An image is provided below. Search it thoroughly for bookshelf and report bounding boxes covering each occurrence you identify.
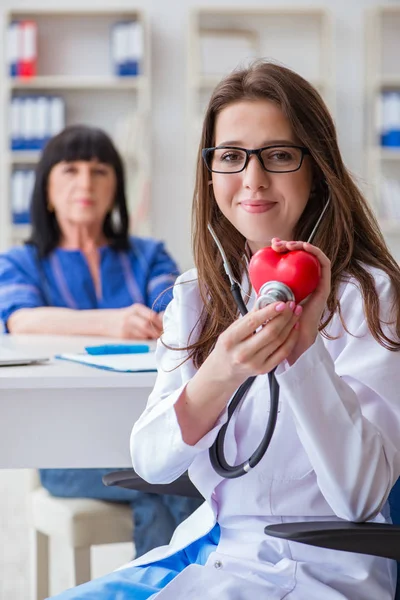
[0,7,151,250]
[366,6,400,237]
[186,7,334,178]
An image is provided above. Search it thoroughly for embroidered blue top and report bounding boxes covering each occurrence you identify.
[0,236,179,332]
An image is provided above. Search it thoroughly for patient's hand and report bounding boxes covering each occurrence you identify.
[114,304,163,339]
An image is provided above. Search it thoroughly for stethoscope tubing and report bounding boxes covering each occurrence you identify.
[207,195,331,478]
[208,279,281,479]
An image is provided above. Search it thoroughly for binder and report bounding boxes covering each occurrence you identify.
[381,92,400,147]
[127,21,142,76]
[49,97,65,137]
[21,96,36,150]
[24,169,35,216]
[11,170,25,223]
[111,22,129,76]
[7,21,19,77]
[11,169,33,224]
[19,20,37,78]
[10,97,23,150]
[111,21,142,76]
[36,96,50,149]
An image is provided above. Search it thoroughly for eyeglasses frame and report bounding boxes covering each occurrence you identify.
[201,144,311,174]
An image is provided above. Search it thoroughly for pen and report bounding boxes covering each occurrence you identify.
[85,344,150,355]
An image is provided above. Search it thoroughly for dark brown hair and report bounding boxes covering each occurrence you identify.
[184,61,400,367]
[27,125,130,257]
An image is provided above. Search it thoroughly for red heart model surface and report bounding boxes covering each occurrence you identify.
[249,247,321,304]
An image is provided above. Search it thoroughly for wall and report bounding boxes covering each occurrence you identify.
[2,0,400,267]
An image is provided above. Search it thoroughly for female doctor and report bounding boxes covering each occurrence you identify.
[51,61,400,599]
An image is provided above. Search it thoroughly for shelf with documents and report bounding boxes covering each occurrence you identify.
[186,7,334,183]
[8,151,41,164]
[8,75,146,91]
[365,6,400,234]
[11,224,31,246]
[1,7,151,251]
[379,77,400,90]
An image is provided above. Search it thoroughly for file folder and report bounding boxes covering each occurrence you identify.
[56,351,157,373]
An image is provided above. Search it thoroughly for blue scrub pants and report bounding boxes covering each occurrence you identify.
[48,525,220,600]
[39,469,203,557]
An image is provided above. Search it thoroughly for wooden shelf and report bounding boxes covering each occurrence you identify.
[193,7,328,18]
[369,148,400,160]
[8,8,141,17]
[1,8,151,251]
[12,224,31,239]
[9,152,41,164]
[365,7,400,250]
[379,148,400,160]
[9,76,144,91]
[376,76,400,90]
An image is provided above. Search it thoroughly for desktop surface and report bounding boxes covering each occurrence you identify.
[0,334,157,468]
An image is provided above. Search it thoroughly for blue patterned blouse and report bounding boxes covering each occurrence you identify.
[0,236,179,332]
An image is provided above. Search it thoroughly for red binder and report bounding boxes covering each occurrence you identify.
[18,20,37,78]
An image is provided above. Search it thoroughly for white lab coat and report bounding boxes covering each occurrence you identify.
[126,267,400,599]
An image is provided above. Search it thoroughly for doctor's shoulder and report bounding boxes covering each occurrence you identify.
[170,268,201,309]
[161,268,203,344]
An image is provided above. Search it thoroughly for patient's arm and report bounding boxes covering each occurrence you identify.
[8,304,162,339]
[8,306,119,336]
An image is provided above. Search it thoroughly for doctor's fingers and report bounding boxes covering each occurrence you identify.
[237,308,300,367]
[227,301,291,344]
[221,304,296,363]
[258,326,300,374]
[302,242,331,297]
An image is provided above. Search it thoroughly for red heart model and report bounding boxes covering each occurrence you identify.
[249,247,321,304]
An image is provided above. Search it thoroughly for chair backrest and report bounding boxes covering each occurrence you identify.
[388,479,400,600]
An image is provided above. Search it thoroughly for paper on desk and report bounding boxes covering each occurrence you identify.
[56,352,157,372]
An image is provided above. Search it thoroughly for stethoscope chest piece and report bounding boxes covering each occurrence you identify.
[254,281,295,310]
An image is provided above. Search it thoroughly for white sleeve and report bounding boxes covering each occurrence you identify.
[130,272,228,484]
[276,271,400,522]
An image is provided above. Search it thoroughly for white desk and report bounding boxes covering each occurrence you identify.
[0,335,156,468]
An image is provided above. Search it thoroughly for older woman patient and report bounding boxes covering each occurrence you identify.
[0,125,202,557]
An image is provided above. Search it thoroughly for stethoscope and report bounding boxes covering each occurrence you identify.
[208,196,331,479]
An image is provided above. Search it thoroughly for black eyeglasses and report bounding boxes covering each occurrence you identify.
[202,145,310,174]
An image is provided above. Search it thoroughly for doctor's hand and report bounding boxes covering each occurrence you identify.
[111,304,163,340]
[270,238,331,364]
[206,299,302,391]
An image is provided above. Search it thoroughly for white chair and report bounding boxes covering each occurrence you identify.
[27,471,133,600]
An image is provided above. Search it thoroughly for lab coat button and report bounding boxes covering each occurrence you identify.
[214,560,223,569]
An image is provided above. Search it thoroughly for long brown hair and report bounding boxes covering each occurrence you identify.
[185,61,400,367]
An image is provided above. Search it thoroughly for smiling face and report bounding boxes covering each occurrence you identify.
[47,159,117,233]
[211,99,313,253]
